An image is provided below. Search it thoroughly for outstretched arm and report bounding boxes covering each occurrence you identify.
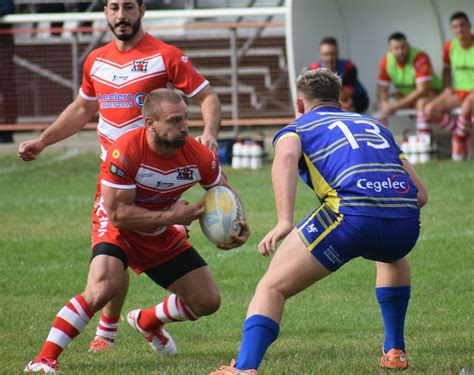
[258,135,302,256]
[18,95,98,161]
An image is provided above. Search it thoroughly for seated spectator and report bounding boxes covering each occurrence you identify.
[374,32,442,133]
[308,36,369,113]
[423,11,474,160]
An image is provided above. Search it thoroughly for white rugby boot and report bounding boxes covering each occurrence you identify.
[127,309,177,356]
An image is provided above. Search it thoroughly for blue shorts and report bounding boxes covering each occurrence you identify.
[297,204,420,272]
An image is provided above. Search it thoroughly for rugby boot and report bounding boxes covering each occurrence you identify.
[24,358,59,373]
[88,336,115,352]
[127,309,177,356]
[210,359,258,374]
[380,348,409,369]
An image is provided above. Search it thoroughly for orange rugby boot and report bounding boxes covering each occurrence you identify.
[89,336,115,352]
[380,348,409,369]
[210,359,258,374]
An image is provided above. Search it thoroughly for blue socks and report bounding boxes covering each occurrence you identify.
[376,286,411,352]
[234,314,280,370]
[233,289,409,370]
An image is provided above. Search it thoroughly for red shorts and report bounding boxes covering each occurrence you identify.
[455,90,473,102]
[91,194,191,274]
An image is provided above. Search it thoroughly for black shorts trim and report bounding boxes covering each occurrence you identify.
[145,247,207,289]
[91,242,128,270]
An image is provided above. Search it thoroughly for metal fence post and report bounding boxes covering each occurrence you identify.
[229,27,239,137]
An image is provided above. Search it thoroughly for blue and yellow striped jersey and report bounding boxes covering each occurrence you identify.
[273,107,419,219]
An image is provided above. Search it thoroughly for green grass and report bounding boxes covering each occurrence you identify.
[0,152,473,374]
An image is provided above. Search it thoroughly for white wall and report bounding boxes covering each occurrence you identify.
[286,0,474,107]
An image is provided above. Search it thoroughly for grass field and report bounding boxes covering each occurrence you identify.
[0,151,473,374]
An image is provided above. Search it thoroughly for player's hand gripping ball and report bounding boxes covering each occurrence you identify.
[199,186,242,245]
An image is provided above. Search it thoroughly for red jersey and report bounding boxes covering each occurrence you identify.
[101,127,221,215]
[80,33,209,161]
[92,128,221,273]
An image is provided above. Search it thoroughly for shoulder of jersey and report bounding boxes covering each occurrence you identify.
[87,41,113,60]
[308,61,321,69]
[143,33,181,53]
[117,127,145,144]
[343,59,355,68]
[185,136,213,153]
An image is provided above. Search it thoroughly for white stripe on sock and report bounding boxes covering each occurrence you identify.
[69,297,90,322]
[98,319,119,329]
[46,327,72,349]
[96,328,117,339]
[57,306,87,331]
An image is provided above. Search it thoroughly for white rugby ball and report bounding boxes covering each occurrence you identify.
[199,186,242,245]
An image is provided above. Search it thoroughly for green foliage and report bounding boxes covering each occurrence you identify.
[0,153,472,374]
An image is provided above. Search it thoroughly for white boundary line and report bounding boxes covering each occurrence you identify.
[0,148,84,175]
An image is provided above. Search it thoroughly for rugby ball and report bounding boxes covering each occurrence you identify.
[199,186,242,245]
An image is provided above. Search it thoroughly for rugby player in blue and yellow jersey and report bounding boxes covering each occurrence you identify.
[211,68,428,374]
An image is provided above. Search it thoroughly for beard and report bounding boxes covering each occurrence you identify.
[108,18,141,41]
[154,133,188,149]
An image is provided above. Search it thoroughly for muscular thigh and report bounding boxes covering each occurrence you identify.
[460,92,474,116]
[259,229,331,300]
[167,266,219,305]
[430,90,462,112]
[86,251,128,295]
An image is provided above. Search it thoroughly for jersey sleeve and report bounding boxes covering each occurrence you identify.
[382,125,405,159]
[413,52,433,83]
[101,135,138,189]
[197,147,221,188]
[443,40,451,68]
[164,45,209,97]
[377,55,391,86]
[273,122,299,148]
[79,51,97,100]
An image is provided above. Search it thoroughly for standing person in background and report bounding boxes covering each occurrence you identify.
[212,68,427,374]
[19,0,221,354]
[308,36,369,113]
[374,32,442,134]
[423,11,474,160]
[24,89,249,373]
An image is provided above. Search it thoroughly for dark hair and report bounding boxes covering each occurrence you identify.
[450,11,470,23]
[388,32,406,43]
[296,68,341,104]
[104,0,143,6]
[319,36,338,48]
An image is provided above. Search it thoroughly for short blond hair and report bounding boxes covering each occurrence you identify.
[296,68,341,104]
[142,89,184,120]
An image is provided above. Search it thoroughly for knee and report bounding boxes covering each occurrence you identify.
[187,291,221,317]
[416,97,429,111]
[255,277,288,300]
[83,281,120,312]
[423,102,434,117]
